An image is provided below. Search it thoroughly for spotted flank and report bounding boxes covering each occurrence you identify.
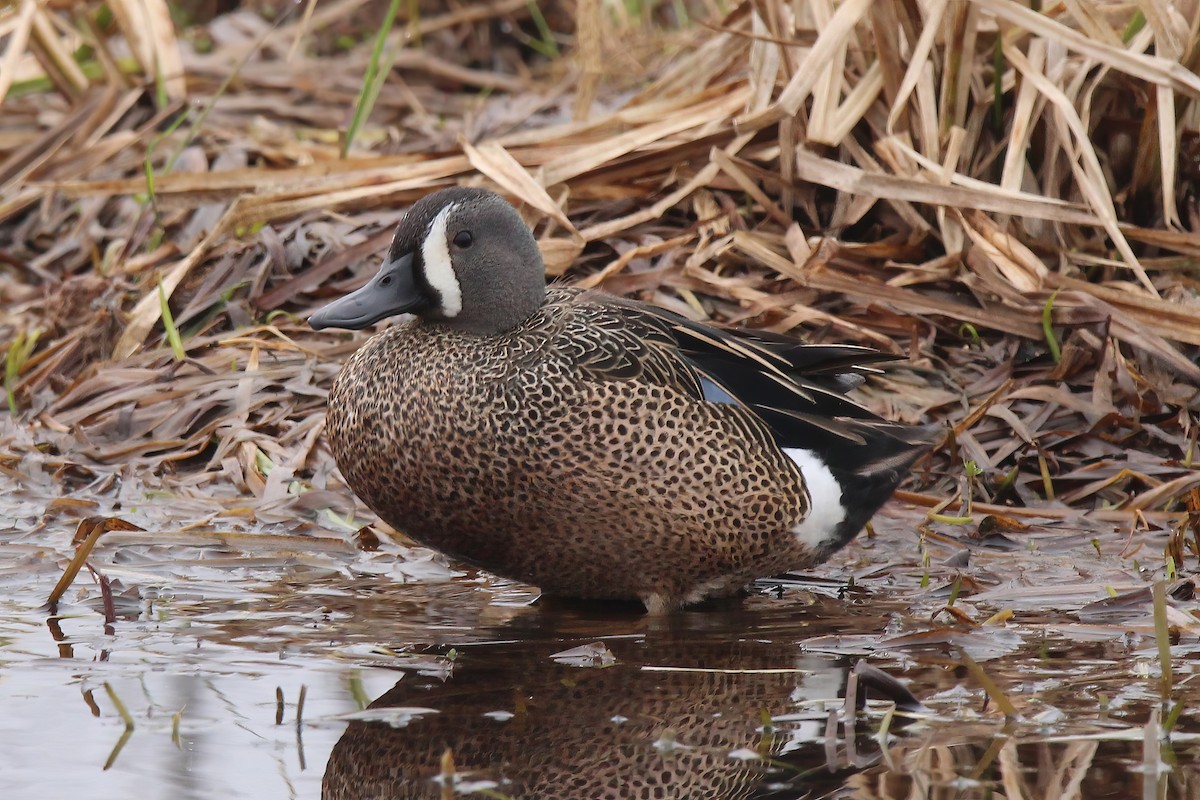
[311,187,931,612]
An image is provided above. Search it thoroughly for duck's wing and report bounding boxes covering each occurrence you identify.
[538,291,708,399]
[553,289,931,478]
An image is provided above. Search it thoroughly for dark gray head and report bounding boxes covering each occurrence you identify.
[309,187,547,334]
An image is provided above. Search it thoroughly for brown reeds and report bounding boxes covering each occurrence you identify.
[1,0,1199,532]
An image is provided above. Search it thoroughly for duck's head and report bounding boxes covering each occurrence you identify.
[309,187,547,334]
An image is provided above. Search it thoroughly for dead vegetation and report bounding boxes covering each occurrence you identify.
[1,0,1199,544]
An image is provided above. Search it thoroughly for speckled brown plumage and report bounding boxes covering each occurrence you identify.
[321,633,852,800]
[326,287,908,610]
[313,188,927,611]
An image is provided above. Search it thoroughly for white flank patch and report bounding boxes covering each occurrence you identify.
[640,593,672,615]
[682,577,735,606]
[422,203,462,318]
[783,448,846,548]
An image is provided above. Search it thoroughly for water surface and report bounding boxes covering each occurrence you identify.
[2,491,1196,799]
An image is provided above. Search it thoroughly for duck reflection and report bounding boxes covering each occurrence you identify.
[322,604,901,799]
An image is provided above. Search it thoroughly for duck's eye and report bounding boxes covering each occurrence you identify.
[453,230,473,249]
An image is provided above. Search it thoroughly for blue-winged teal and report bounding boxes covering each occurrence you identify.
[310,187,927,613]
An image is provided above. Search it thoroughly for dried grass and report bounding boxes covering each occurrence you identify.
[2,0,1200,539]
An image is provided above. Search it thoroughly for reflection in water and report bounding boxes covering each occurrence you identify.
[323,604,890,799]
[320,597,1200,800]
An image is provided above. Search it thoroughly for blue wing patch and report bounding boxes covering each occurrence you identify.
[699,375,738,405]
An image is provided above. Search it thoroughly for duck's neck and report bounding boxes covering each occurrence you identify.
[430,277,546,335]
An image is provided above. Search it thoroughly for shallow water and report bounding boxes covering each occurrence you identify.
[2,491,1198,799]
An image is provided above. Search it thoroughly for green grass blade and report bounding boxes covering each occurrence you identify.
[5,328,40,415]
[1042,289,1061,363]
[142,108,189,211]
[153,52,169,109]
[407,0,421,47]
[1123,10,1146,43]
[525,2,559,57]
[1154,580,1173,703]
[158,277,186,361]
[343,0,404,159]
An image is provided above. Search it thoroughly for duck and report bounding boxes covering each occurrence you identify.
[309,186,928,613]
